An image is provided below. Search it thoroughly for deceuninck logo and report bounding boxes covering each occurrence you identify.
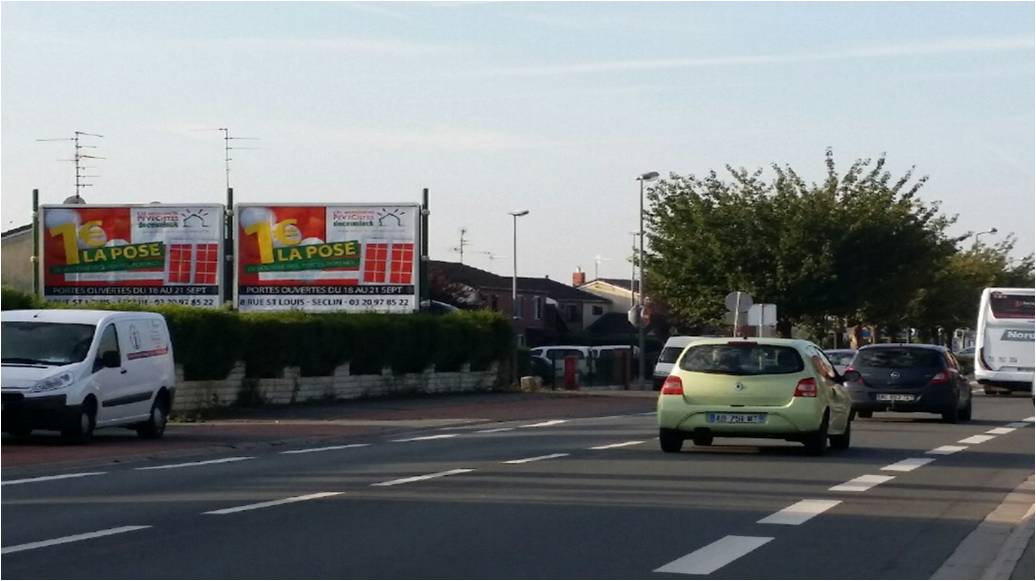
[1001,329,1036,342]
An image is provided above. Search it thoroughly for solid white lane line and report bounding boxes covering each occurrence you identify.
[881,458,935,472]
[986,427,1017,435]
[829,474,895,492]
[1006,422,1029,428]
[757,499,841,526]
[134,457,253,471]
[928,445,968,455]
[654,535,774,575]
[280,444,370,455]
[519,419,568,428]
[501,453,569,465]
[1,472,106,486]
[205,492,343,515]
[1,526,151,555]
[590,440,645,450]
[476,428,515,434]
[959,435,996,445]
[371,469,474,487]
[390,434,459,442]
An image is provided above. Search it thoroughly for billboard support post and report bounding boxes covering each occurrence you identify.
[225,187,234,306]
[420,188,430,310]
[31,189,40,298]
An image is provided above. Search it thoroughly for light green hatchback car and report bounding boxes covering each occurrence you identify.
[657,338,853,455]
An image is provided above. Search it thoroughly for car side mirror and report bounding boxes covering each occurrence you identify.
[100,351,121,368]
[843,370,862,382]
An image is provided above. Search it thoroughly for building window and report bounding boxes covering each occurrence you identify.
[515,296,523,319]
[534,296,543,320]
[592,305,604,316]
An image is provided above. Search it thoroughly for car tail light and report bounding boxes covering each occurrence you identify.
[929,370,950,384]
[661,376,684,395]
[794,377,817,397]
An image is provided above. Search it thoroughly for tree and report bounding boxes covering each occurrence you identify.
[645,150,961,336]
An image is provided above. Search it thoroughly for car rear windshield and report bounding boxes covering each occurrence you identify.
[990,293,1035,319]
[1,322,96,366]
[855,348,944,369]
[678,344,804,375]
[657,347,684,364]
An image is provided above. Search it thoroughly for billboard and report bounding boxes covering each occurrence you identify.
[235,204,420,312]
[39,204,224,306]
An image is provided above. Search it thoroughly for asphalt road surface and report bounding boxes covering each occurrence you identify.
[2,393,1033,579]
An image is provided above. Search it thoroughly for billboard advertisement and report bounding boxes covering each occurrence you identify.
[39,204,224,306]
[235,204,419,312]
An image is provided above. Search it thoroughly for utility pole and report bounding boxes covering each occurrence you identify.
[36,131,104,200]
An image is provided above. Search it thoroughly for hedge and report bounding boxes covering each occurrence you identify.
[1,287,39,310]
[0,288,512,381]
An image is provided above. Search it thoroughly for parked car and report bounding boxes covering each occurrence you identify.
[842,344,972,423]
[824,349,857,375]
[1,309,175,443]
[657,338,853,455]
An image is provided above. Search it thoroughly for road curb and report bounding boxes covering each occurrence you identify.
[931,473,1035,580]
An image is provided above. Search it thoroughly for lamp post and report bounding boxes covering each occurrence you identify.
[973,227,998,248]
[509,210,530,386]
[636,171,659,389]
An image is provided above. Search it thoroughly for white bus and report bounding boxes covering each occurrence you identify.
[975,287,1035,394]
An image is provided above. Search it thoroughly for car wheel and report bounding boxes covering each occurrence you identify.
[136,395,169,439]
[856,410,872,419]
[62,400,96,444]
[829,415,851,450]
[659,428,684,453]
[692,434,714,447]
[958,397,973,422]
[804,413,829,456]
[941,400,960,424]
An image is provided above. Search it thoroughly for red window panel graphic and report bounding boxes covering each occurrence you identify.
[389,243,414,284]
[194,243,219,285]
[168,244,193,284]
[364,244,389,283]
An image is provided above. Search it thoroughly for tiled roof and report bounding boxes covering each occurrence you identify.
[428,260,608,303]
[1,223,32,239]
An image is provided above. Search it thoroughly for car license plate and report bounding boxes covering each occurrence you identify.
[707,413,766,424]
[877,393,915,402]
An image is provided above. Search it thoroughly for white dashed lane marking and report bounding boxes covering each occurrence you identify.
[204,492,343,515]
[1,472,106,486]
[881,458,935,472]
[134,457,253,471]
[280,444,370,454]
[757,499,841,526]
[1006,422,1029,428]
[519,420,568,428]
[958,435,996,445]
[986,427,1016,435]
[475,428,515,434]
[590,440,645,450]
[1,525,151,555]
[654,535,774,575]
[390,434,459,442]
[501,453,569,465]
[371,469,474,487]
[928,445,968,455]
[829,474,895,492]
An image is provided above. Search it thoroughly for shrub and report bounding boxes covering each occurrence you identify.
[1,287,38,310]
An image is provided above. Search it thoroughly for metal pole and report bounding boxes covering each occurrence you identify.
[733,292,743,337]
[512,214,519,386]
[638,180,646,389]
[31,189,40,298]
[420,188,430,310]
[225,187,234,306]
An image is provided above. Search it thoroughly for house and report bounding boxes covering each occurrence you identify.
[575,274,640,315]
[1,224,34,293]
[428,260,609,346]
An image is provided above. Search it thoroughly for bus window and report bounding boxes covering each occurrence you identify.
[990,293,1036,319]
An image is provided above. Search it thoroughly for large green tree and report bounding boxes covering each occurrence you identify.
[645,150,966,336]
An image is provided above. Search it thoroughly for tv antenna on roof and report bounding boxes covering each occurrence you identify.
[593,254,611,280]
[196,128,260,191]
[36,131,104,200]
[450,228,471,264]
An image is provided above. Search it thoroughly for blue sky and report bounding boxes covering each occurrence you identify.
[3,1,1034,283]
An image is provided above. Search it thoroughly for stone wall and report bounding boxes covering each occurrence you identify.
[171,362,502,414]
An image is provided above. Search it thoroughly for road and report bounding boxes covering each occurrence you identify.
[1,392,1033,579]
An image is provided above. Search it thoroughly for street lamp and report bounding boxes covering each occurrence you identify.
[973,227,998,248]
[509,209,530,386]
[635,171,659,389]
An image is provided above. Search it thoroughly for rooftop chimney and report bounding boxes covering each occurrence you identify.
[572,267,586,287]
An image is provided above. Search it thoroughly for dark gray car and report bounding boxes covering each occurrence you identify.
[843,344,972,423]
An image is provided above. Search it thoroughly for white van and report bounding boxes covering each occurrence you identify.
[652,336,715,388]
[1,310,175,443]
[528,345,593,374]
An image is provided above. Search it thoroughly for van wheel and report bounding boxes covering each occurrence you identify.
[62,400,96,444]
[659,429,684,453]
[829,416,851,450]
[137,395,168,439]
[804,413,829,456]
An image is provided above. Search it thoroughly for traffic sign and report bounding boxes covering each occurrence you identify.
[724,291,753,312]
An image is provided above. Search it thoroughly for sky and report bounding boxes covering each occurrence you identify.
[2,1,1034,284]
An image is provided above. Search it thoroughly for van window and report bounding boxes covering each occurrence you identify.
[545,349,585,360]
[679,344,804,375]
[96,324,121,362]
[658,347,684,364]
[1,322,96,366]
